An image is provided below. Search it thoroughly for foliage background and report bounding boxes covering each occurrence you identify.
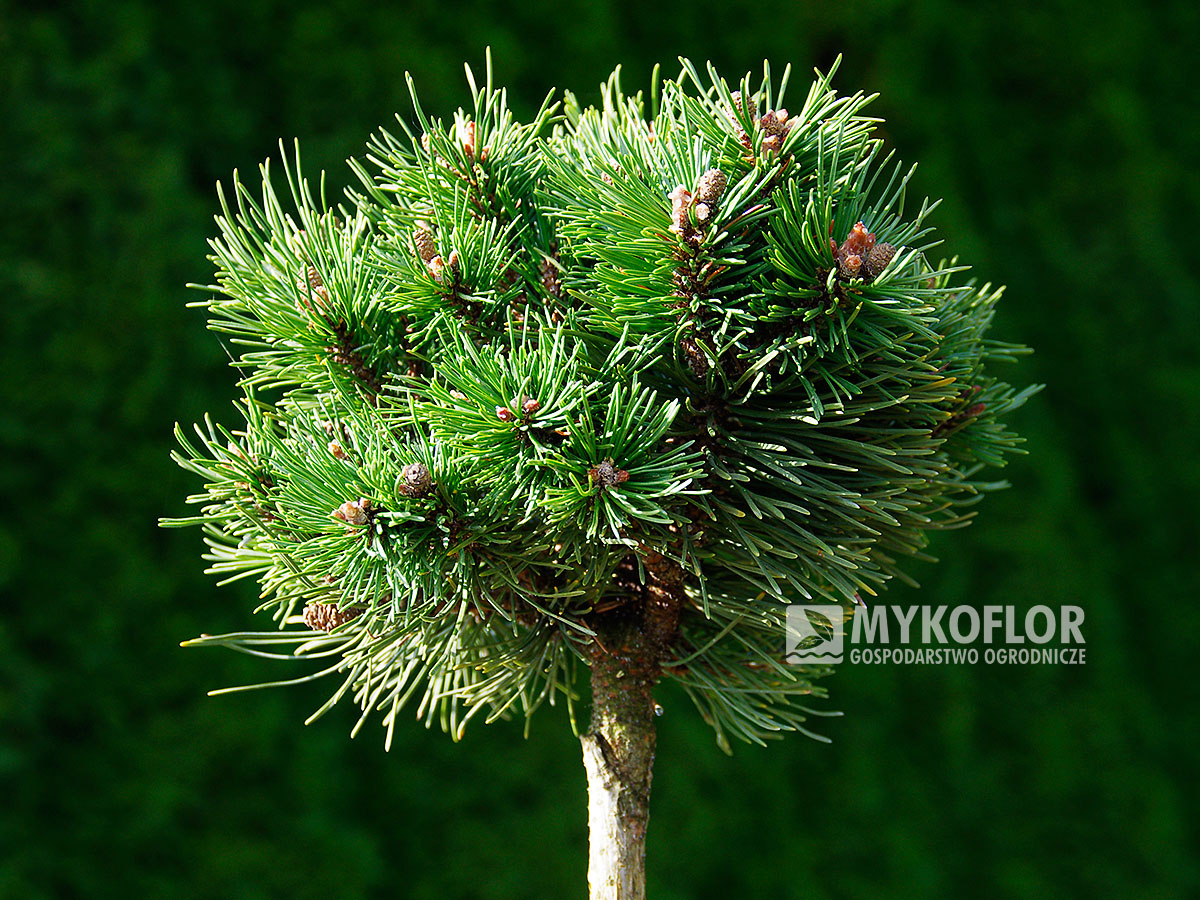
[2,0,1196,897]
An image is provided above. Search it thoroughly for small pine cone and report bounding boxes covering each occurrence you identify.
[333,497,372,526]
[495,406,516,422]
[588,458,630,489]
[303,602,363,632]
[398,462,433,499]
[864,242,896,280]
[413,221,437,263]
[521,396,541,416]
[694,168,727,208]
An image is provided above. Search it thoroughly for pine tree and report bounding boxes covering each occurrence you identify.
[166,55,1037,900]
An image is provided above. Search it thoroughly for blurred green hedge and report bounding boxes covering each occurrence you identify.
[2,1,1196,897]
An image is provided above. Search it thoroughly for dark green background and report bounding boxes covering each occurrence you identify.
[3,0,1197,897]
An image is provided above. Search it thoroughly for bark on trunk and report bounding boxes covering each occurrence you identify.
[582,632,657,900]
[582,553,684,900]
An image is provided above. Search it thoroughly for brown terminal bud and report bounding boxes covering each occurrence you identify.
[588,458,630,489]
[694,168,727,208]
[303,602,363,632]
[839,253,863,280]
[668,185,700,243]
[333,497,372,526]
[521,397,541,416]
[496,406,516,422]
[459,120,477,160]
[835,222,877,279]
[399,462,434,499]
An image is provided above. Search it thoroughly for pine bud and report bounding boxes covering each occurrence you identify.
[303,602,363,632]
[668,185,699,243]
[296,265,329,311]
[838,253,863,280]
[399,462,433,498]
[496,406,516,422]
[333,497,372,526]
[864,242,896,280]
[695,168,727,208]
[459,120,477,160]
[835,222,877,279]
[521,397,541,416]
[759,108,790,136]
[588,458,630,489]
[669,185,692,226]
[841,221,876,257]
[328,441,347,460]
[413,221,437,263]
[727,93,752,148]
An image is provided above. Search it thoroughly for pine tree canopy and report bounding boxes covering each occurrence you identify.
[167,56,1037,752]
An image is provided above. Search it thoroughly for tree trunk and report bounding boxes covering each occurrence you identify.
[582,554,682,900]
[582,629,657,900]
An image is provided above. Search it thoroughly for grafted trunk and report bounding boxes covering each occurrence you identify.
[582,555,684,900]
[582,631,657,900]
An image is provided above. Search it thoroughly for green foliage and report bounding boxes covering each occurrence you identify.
[167,54,1035,750]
